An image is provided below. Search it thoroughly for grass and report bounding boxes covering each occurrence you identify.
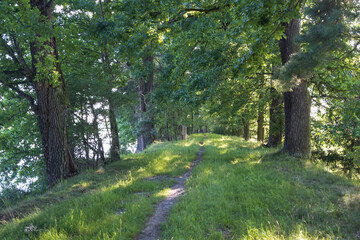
[0,134,203,239]
[1,133,359,239]
[161,134,360,239]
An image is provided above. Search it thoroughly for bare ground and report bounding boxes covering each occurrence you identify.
[135,142,205,240]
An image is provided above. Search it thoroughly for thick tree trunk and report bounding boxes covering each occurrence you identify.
[33,81,77,188]
[266,88,283,147]
[279,19,311,158]
[283,82,311,157]
[136,54,155,152]
[30,0,77,188]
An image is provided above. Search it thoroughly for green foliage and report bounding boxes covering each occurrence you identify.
[279,0,352,82]
[1,0,360,226]
[0,90,46,195]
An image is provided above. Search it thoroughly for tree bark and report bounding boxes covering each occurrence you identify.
[279,19,311,158]
[266,88,283,147]
[136,54,155,152]
[257,95,265,142]
[165,111,170,141]
[238,125,243,137]
[257,111,264,142]
[89,98,106,167]
[191,110,194,134]
[242,118,250,141]
[108,98,120,161]
[182,125,187,140]
[29,0,77,188]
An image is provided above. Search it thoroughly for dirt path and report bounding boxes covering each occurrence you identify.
[135,142,205,240]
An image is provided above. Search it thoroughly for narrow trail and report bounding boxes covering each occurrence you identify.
[135,140,205,240]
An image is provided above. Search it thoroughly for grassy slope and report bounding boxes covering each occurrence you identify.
[1,134,359,239]
[162,134,360,239]
[0,135,203,239]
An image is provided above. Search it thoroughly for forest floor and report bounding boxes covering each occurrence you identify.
[1,134,360,239]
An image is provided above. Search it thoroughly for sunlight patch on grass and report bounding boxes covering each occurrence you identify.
[155,188,172,198]
[162,134,360,240]
[218,143,228,149]
[95,167,105,174]
[0,134,204,240]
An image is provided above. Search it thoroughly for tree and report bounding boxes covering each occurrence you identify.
[279,19,311,158]
[278,0,351,158]
[0,0,77,188]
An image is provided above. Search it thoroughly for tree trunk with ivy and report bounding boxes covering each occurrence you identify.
[29,0,78,188]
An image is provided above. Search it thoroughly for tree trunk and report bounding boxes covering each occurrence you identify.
[89,98,106,167]
[98,0,121,162]
[30,0,77,188]
[242,118,250,141]
[257,95,265,142]
[182,125,187,140]
[108,98,120,161]
[165,111,170,141]
[172,110,177,141]
[191,110,194,134]
[257,111,264,142]
[266,88,283,147]
[282,82,311,157]
[81,102,90,168]
[279,19,311,158]
[136,54,155,152]
[238,125,243,137]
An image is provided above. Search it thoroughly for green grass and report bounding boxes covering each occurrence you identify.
[162,134,360,239]
[1,133,359,239]
[0,134,203,239]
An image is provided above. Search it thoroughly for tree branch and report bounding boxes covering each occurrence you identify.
[2,69,26,79]
[180,3,231,15]
[181,6,221,14]
[11,35,31,74]
[1,75,37,110]
[0,37,20,65]
[7,85,37,113]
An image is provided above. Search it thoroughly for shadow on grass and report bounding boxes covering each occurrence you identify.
[0,134,206,240]
[162,134,360,239]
